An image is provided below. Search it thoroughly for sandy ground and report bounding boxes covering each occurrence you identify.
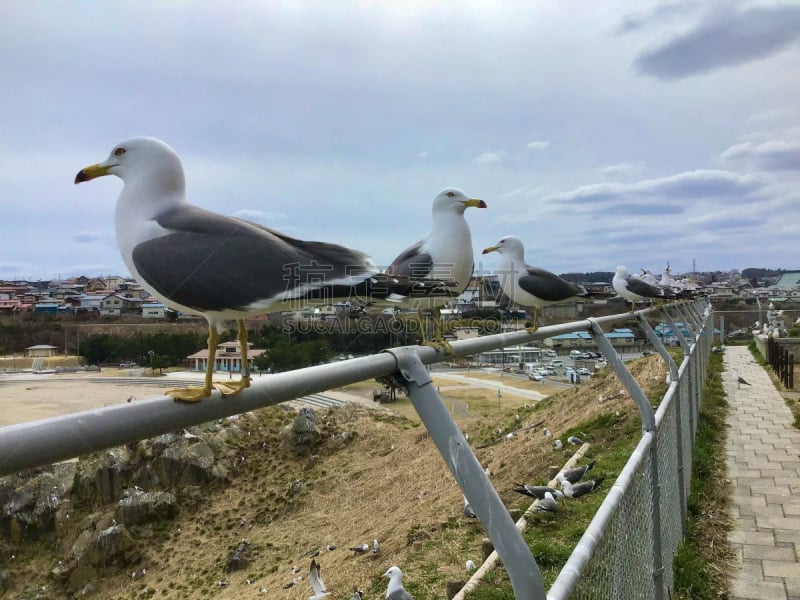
[0,371,176,426]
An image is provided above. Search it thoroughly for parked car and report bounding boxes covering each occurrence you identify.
[528,373,544,381]
[577,368,591,376]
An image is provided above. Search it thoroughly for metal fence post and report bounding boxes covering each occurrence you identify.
[384,346,546,600]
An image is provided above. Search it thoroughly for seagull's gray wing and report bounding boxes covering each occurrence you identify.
[132,205,373,312]
[625,276,664,299]
[387,589,415,600]
[387,240,433,279]
[518,266,586,302]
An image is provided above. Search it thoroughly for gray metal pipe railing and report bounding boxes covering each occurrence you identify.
[0,304,672,476]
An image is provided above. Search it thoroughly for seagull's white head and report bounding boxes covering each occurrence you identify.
[75,137,185,195]
[383,566,403,581]
[482,235,525,258]
[615,266,629,278]
[432,188,487,215]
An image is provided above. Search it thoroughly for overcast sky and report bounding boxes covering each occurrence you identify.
[2,0,799,283]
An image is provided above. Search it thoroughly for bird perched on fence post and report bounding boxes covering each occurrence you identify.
[386,188,487,350]
[482,236,610,333]
[75,138,456,402]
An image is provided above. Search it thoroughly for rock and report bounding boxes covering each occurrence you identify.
[154,440,229,486]
[225,539,252,572]
[68,566,97,591]
[286,408,323,448]
[116,491,177,526]
[446,580,465,599]
[0,568,9,592]
[70,524,140,570]
[76,448,134,503]
[481,538,494,561]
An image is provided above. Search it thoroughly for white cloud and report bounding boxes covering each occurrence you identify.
[473,151,506,164]
[596,162,644,177]
[525,141,550,150]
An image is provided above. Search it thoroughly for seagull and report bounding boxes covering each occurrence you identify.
[349,543,370,555]
[555,461,596,484]
[386,188,486,347]
[466,559,476,571]
[638,269,657,285]
[513,483,564,500]
[567,436,584,446]
[536,491,559,513]
[543,427,553,438]
[613,266,669,312]
[482,236,609,332]
[372,539,380,554]
[561,477,605,499]
[553,439,563,450]
[733,370,751,388]
[308,559,331,599]
[383,566,414,600]
[463,496,478,519]
[350,587,364,600]
[75,138,454,401]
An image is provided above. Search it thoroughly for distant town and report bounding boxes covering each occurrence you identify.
[1,267,799,321]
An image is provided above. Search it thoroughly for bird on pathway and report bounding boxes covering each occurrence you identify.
[384,566,414,599]
[733,370,751,388]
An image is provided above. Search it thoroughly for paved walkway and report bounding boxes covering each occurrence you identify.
[724,345,800,599]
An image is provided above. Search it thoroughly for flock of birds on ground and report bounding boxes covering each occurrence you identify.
[74,137,704,403]
[233,450,604,598]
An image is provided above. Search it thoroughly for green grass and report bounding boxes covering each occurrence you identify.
[672,350,733,599]
[464,411,642,599]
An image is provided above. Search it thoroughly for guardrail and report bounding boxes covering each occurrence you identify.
[0,298,712,599]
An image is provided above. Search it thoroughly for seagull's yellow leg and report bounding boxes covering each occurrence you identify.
[420,307,453,354]
[525,308,540,334]
[214,319,252,397]
[166,326,218,402]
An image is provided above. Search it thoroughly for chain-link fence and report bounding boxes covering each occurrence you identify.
[549,301,712,599]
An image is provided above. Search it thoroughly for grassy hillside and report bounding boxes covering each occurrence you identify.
[3,358,671,599]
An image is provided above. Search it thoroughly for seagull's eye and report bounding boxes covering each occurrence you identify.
[447,191,455,197]
[114,148,126,157]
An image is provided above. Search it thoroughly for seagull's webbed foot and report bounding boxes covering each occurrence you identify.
[422,338,454,355]
[214,374,252,397]
[165,385,214,403]
[525,309,540,334]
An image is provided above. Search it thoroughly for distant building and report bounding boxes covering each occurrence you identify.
[25,344,59,357]
[141,303,168,319]
[187,340,267,373]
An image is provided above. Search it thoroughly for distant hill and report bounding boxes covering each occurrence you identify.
[560,272,614,284]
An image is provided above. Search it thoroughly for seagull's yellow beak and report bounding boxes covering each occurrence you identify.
[482,245,498,255]
[462,198,487,209]
[74,163,112,184]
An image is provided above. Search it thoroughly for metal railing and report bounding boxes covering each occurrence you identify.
[0,298,712,599]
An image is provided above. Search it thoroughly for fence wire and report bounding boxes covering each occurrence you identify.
[549,307,712,599]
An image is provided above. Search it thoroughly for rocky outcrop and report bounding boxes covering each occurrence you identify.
[115,489,177,526]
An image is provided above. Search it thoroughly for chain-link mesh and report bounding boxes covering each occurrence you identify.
[571,450,655,599]
[548,303,710,600]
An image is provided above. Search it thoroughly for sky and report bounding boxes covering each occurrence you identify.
[2,0,799,283]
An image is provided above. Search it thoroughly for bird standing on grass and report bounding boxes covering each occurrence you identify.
[561,477,605,499]
[384,566,414,599]
[482,236,608,333]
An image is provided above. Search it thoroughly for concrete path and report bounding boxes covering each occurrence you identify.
[724,345,800,599]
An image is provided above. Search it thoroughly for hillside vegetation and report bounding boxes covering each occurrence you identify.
[2,358,671,599]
